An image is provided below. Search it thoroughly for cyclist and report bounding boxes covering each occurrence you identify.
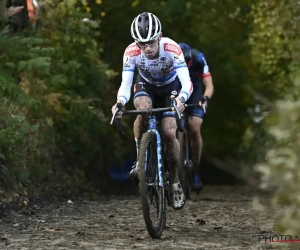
[178,42,214,192]
[111,12,193,210]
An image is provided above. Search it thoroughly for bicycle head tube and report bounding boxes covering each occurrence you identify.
[148,115,156,130]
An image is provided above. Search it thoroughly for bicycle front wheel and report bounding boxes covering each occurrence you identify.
[138,131,165,239]
[178,131,191,199]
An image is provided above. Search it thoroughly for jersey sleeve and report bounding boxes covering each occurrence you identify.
[193,49,211,79]
[164,41,193,101]
[117,44,140,104]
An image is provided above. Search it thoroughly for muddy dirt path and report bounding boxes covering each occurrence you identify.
[0,185,292,250]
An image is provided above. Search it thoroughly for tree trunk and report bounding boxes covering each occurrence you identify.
[0,0,5,20]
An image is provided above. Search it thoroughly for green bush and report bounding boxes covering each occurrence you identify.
[0,29,58,190]
[0,98,56,189]
[249,0,300,235]
[256,97,300,235]
[0,0,121,192]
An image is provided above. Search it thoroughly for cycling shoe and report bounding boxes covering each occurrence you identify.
[170,182,185,210]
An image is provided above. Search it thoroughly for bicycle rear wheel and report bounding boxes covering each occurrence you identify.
[138,131,165,239]
[178,131,192,199]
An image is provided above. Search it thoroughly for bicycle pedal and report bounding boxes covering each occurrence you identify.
[164,171,170,181]
[183,160,189,168]
[183,160,193,168]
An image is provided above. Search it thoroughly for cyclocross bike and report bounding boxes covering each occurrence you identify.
[111,98,183,238]
[177,104,206,199]
[111,98,202,238]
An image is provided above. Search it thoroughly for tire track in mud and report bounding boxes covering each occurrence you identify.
[0,186,289,250]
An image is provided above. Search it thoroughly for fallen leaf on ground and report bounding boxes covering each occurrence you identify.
[46,228,60,232]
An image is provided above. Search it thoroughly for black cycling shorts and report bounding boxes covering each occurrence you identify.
[133,74,181,119]
[185,78,205,119]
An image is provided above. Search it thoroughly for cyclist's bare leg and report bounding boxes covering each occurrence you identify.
[133,96,152,147]
[129,96,152,179]
[188,116,203,173]
[161,116,185,209]
[160,117,179,184]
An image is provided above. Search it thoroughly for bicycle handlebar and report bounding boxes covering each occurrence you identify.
[110,100,206,137]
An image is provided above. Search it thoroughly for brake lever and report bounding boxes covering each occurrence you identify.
[171,97,184,132]
[110,108,119,125]
[171,98,182,119]
[200,98,207,114]
[202,104,206,114]
[110,103,123,125]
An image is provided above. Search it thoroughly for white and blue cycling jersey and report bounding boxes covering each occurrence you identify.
[117,37,193,104]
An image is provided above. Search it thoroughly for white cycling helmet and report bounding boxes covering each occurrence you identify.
[130,12,162,43]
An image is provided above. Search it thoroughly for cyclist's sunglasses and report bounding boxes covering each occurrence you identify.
[136,39,158,49]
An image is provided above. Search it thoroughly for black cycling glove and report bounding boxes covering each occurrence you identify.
[200,96,210,106]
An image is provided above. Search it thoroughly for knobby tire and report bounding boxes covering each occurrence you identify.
[138,131,165,239]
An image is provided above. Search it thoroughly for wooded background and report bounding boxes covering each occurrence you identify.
[1,0,299,234]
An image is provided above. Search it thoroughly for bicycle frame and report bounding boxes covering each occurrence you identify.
[147,115,164,187]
